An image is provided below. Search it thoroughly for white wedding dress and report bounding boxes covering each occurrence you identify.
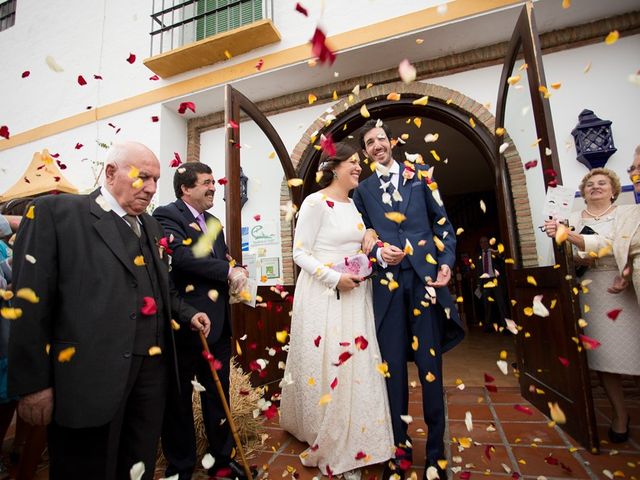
[279,192,394,476]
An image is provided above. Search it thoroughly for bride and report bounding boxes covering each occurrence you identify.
[279,143,394,479]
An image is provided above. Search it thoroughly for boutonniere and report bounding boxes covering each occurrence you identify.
[155,235,174,259]
[402,163,416,185]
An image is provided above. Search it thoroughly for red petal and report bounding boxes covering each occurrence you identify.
[524,160,538,170]
[294,2,308,16]
[326,200,335,208]
[75,143,83,149]
[460,472,471,480]
[558,356,570,367]
[485,384,498,392]
[0,125,9,139]
[169,152,182,167]
[253,214,261,221]
[310,27,336,65]
[354,335,369,350]
[21,71,30,78]
[218,177,228,185]
[514,404,533,415]
[339,342,350,347]
[398,459,412,471]
[545,454,559,466]
[140,296,157,315]
[334,351,353,366]
[54,176,60,182]
[310,444,319,451]
[227,120,239,130]
[77,75,87,85]
[606,308,622,320]
[149,74,160,81]
[484,373,495,383]
[56,160,67,170]
[24,177,30,184]
[151,116,159,123]
[330,377,338,390]
[320,133,336,157]
[263,404,278,419]
[314,336,321,347]
[547,179,558,188]
[354,451,366,460]
[126,53,136,64]
[579,334,601,350]
[108,122,117,129]
[255,58,264,70]
[93,74,103,80]
[178,101,196,114]
[213,467,233,478]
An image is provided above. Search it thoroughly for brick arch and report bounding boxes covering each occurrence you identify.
[279,82,537,283]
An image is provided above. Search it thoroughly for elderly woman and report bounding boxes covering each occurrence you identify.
[544,166,639,444]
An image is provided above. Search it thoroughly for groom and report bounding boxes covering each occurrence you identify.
[353,119,465,479]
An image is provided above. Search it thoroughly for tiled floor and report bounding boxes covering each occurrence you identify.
[6,328,639,479]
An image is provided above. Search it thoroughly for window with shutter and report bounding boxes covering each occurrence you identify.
[0,0,17,32]
[196,0,262,41]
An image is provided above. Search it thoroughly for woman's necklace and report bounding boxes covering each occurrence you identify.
[584,203,614,220]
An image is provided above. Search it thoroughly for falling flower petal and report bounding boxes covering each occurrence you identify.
[202,453,215,469]
[562,0,571,8]
[354,336,368,350]
[0,126,9,140]
[148,346,162,356]
[287,178,304,187]
[579,334,601,350]
[294,2,308,16]
[45,55,64,72]
[1,307,22,320]
[385,212,406,224]
[77,75,87,86]
[497,360,508,375]
[255,58,264,70]
[149,74,160,80]
[126,53,136,64]
[130,461,145,480]
[58,346,76,362]
[310,27,336,65]
[465,411,473,431]
[604,30,619,45]
[320,134,336,157]
[399,59,416,83]
[526,275,537,286]
[319,394,332,405]
[548,402,566,424]
[507,75,521,85]
[505,318,518,334]
[377,362,390,377]
[514,404,533,416]
[606,308,622,320]
[479,199,486,213]
[16,288,39,304]
[360,104,370,118]
[141,297,157,315]
[178,101,196,114]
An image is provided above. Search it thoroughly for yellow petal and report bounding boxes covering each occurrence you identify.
[308,93,317,104]
[1,307,22,320]
[319,394,332,405]
[332,90,338,100]
[148,346,162,356]
[360,104,370,118]
[182,238,193,245]
[412,95,429,106]
[412,308,421,316]
[411,336,419,351]
[16,288,40,303]
[425,371,436,382]
[224,49,232,59]
[562,0,571,8]
[548,402,566,424]
[58,346,76,362]
[425,253,437,265]
[185,284,195,293]
[507,75,521,85]
[403,239,414,255]
[456,227,464,235]
[387,92,401,101]
[499,350,508,360]
[388,280,399,292]
[523,307,533,316]
[384,212,406,224]
[171,319,181,331]
[128,166,140,179]
[208,289,219,302]
[458,437,471,448]
[287,178,304,187]
[26,205,35,219]
[429,348,436,357]
[550,82,562,90]
[413,118,422,128]
[495,127,505,136]
[526,275,537,286]
[134,255,146,266]
[132,178,143,189]
[430,150,440,161]
[0,290,13,301]
[604,30,619,45]
[376,361,390,377]
[469,117,476,128]
[276,330,289,344]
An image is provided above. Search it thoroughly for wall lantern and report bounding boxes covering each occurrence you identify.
[571,109,617,170]
[223,167,249,209]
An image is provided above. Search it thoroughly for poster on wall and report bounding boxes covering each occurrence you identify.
[240,217,283,287]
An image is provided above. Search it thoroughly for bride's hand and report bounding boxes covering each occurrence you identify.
[362,228,378,255]
[337,273,363,291]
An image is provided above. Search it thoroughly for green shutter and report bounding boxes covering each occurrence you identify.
[196,0,263,41]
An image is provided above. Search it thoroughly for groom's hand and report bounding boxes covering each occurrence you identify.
[428,265,451,287]
[381,245,405,265]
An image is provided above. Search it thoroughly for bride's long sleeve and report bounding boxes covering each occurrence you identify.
[293,197,341,289]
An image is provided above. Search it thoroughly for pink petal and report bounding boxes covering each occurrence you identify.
[310,27,336,65]
[126,53,136,64]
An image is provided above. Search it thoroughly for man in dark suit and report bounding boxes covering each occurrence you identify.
[153,162,249,480]
[476,236,508,331]
[8,141,211,479]
[353,120,465,480]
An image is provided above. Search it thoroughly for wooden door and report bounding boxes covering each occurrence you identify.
[495,3,599,452]
[224,85,301,387]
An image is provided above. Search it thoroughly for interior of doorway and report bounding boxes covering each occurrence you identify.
[331,113,518,388]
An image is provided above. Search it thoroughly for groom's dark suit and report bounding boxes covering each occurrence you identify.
[153,199,233,478]
[353,162,465,469]
[8,189,198,479]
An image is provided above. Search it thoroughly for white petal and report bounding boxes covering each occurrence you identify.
[426,466,440,480]
[499,142,509,154]
[465,411,473,432]
[25,254,37,264]
[424,133,439,143]
[496,360,509,375]
[532,295,550,317]
[399,59,417,83]
[505,318,518,335]
[400,415,413,424]
[191,378,206,392]
[130,461,145,480]
[202,453,215,469]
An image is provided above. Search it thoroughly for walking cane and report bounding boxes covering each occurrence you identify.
[199,331,254,480]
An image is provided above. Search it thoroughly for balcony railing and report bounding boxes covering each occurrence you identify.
[150,0,274,57]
